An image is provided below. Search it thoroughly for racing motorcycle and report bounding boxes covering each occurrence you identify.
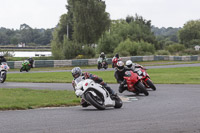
[123,71,149,96]
[134,68,156,91]
[0,62,9,83]
[20,60,31,72]
[112,57,121,68]
[97,58,108,70]
[74,76,123,110]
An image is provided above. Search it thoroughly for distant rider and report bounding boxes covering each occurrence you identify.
[112,53,121,68]
[71,67,117,107]
[0,54,7,64]
[99,52,106,60]
[28,57,34,68]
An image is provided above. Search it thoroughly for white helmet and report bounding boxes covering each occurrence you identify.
[116,61,124,71]
[126,60,133,68]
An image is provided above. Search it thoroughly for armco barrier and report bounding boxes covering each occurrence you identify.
[7,55,200,68]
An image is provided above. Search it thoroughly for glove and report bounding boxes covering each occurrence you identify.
[75,90,83,97]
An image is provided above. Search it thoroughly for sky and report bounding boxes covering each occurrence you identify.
[0,0,200,29]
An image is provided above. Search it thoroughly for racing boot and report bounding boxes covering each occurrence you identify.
[80,99,90,107]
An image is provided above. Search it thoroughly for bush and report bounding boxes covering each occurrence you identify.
[184,48,200,55]
[156,50,170,55]
[114,39,155,56]
[165,43,185,54]
[81,45,96,58]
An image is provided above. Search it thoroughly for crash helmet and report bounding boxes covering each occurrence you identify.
[101,52,104,55]
[71,67,82,79]
[115,53,119,58]
[126,60,133,68]
[116,61,124,71]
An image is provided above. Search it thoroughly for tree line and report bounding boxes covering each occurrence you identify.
[1,0,200,58]
[0,24,53,46]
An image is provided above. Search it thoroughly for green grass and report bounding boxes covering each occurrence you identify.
[0,88,80,110]
[7,66,200,84]
[2,66,200,110]
[148,67,200,84]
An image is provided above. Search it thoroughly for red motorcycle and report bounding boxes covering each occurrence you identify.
[112,57,121,68]
[123,71,149,96]
[134,68,156,91]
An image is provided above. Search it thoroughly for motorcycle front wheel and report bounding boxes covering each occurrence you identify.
[0,73,6,83]
[114,96,123,108]
[135,82,149,96]
[85,92,105,110]
[146,79,156,91]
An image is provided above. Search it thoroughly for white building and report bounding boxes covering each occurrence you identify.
[194,45,200,51]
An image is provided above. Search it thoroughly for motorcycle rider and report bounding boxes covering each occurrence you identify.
[125,60,144,72]
[0,54,7,64]
[28,57,34,68]
[114,61,132,93]
[112,53,121,68]
[99,52,106,60]
[71,67,117,107]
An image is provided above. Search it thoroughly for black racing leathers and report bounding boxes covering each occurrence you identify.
[114,67,132,93]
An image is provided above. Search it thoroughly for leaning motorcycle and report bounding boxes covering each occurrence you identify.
[97,58,108,70]
[112,57,121,68]
[134,68,156,91]
[20,60,31,72]
[0,62,9,83]
[123,71,149,96]
[74,76,123,110]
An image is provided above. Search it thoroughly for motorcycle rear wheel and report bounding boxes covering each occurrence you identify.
[146,79,156,91]
[135,82,149,96]
[85,92,105,110]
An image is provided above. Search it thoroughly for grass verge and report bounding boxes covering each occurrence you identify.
[0,88,80,110]
[6,66,200,84]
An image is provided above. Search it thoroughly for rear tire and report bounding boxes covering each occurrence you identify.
[146,79,156,91]
[135,82,149,96]
[85,92,105,110]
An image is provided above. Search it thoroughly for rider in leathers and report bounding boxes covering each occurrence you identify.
[72,67,117,107]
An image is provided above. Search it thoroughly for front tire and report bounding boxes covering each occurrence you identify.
[97,63,101,70]
[146,79,156,91]
[114,96,123,108]
[0,73,6,83]
[85,92,105,110]
[20,67,23,72]
[135,82,149,96]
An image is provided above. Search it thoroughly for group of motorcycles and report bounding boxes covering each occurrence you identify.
[113,57,156,96]
[0,60,32,83]
[73,57,156,110]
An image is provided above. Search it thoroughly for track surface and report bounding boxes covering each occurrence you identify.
[1,63,200,133]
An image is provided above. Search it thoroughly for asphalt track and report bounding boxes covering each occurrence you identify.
[0,63,200,133]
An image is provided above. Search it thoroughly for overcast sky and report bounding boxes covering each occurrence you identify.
[0,0,200,29]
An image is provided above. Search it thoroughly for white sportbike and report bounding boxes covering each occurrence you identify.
[0,62,9,83]
[74,76,123,110]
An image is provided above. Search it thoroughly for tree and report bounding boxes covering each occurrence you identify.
[178,20,200,48]
[51,0,110,59]
[72,0,110,45]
